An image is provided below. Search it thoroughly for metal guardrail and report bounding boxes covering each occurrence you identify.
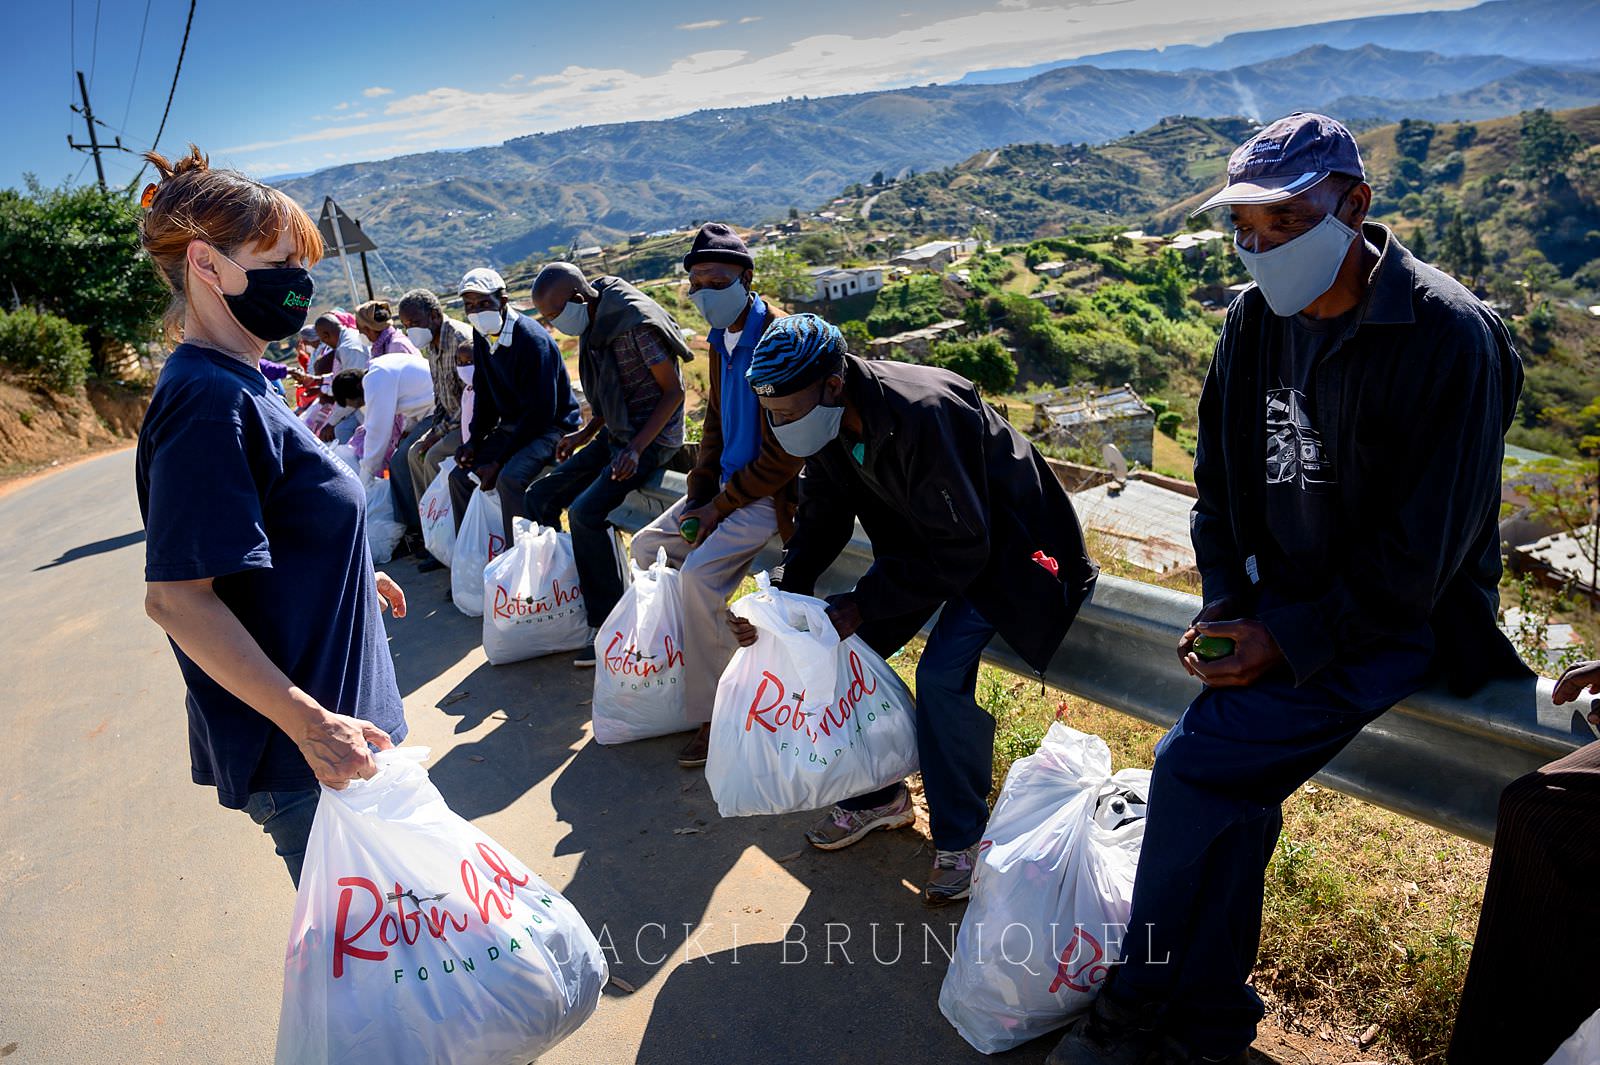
[613,473,1588,846]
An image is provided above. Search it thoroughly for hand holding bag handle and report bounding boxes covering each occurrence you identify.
[731,571,841,709]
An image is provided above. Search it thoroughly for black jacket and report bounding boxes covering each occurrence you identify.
[778,355,1097,674]
[1193,223,1529,693]
[469,309,581,457]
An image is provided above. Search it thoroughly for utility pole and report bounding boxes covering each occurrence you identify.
[68,70,115,191]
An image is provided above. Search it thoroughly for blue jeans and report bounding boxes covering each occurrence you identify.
[242,788,320,888]
[839,597,997,851]
[389,415,434,538]
[524,436,673,627]
[1104,643,1433,1056]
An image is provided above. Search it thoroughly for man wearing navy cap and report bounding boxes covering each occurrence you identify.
[729,314,1097,905]
[1049,113,1528,1064]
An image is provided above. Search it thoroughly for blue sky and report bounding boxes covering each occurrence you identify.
[12,0,1471,191]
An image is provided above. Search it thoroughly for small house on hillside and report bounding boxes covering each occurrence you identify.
[807,266,885,303]
[867,319,967,362]
[1168,229,1228,263]
[891,240,962,268]
[1034,261,1067,278]
[1514,525,1600,602]
[1031,384,1155,467]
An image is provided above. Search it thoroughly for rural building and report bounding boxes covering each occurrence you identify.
[576,246,604,260]
[1034,261,1067,277]
[1071,477,1197,574]
[892,240,964,268]
[808,266,885,302]
[1167,229,1229,262]
[1031,384,1156,467]
[866,318,966,361]
[1514,525,1600,602]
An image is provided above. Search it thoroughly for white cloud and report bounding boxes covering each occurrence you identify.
[738,15,762,23]
[678,19,726,30]
[999,0,1031,8]
[362,86,394,98]
[232,0,1476,173]
[333,101,351,111]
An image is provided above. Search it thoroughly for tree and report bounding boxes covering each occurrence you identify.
[871,170,886,188]
[1518,109,1581,184]
[1410,227,1430,261]
[787,207,800,220]
[839,319,873,355]
[1521,450,1600,607]
[927,336,1017,394]
[0,178,167,374]
[1394,118,1436,163]
[752,246,814,305]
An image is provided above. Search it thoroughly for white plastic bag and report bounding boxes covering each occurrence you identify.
[365,477,407,565]
[1545,1008,1600,1065]
[419,458,457,567]
[939,723,1151,1054]
[592,547,691,744]
[451,484,505,617]
[482,518,590,665]
[706,572,918,817]
[275,747,607,1065]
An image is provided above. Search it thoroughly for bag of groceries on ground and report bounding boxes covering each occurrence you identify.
[592,546,691,744]
[418,458,457,567]
[482,518,590,665]
[450,483,505,617]
[939,722,1151,1054]
[706,571,918,817]
[364,476,406,566]
[275,747,608,1065]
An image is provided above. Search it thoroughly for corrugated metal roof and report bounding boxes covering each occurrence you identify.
[1071,480,1196,574]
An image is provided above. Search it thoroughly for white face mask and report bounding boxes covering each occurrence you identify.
[468,308,505,337]
[456,364,474,386]
[769,400,844,458]
[550,300,591,337]
[404,325,434,351]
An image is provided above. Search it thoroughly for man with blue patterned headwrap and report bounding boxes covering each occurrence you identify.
[727,313,1098,905]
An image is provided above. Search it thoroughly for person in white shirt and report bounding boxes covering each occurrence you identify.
[296,314,372,442]
[329,353,435,486]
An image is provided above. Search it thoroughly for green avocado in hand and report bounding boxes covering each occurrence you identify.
[679,517,701,543]
[1193,635,1236,661]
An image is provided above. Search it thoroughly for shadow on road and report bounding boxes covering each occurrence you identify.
[33,528,144,570]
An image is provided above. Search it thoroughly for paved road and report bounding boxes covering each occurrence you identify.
[0,449,1061,1065]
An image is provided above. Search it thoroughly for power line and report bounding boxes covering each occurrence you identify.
[120,0,155,130]
[127,0,195,192]
[87,0,102,95]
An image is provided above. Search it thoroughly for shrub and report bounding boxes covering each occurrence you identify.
[927,335,1017,393]
[1157,410,1183,438]
[0,306,93,391]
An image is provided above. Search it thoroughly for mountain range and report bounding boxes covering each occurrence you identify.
[958,0,1600,82]
[276,1,1600,292]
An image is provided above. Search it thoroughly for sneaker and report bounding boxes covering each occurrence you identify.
[416,556,445,573]
[1046,992,1181,1065]
[922,844,979,906]
[677,722,711,768]
[803,785,914,851]
[574,629,597,668]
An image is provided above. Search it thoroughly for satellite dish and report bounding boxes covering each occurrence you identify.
[1102,443,1128,488]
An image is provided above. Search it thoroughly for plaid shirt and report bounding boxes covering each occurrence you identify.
[426,316,472,425]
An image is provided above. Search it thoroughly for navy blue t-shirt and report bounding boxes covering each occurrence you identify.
[136,344,408,808]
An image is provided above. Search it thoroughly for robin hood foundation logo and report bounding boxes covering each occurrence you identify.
[602,631,684,687]
[331,841,563,984]
[491,578,582,624]
[741,649,891,763]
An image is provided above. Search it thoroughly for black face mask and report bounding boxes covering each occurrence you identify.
[211,248,316,342]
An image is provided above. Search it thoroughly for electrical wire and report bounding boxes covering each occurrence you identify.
[120,0,155,130]
[126,0,195,191]
[87,0,102,95]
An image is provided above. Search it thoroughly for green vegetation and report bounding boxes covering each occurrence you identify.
[926,336,1017,393]
[864,275,950,337]
[0,179,166,380]
[0,307,92,391]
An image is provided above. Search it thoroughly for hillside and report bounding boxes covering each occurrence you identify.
[959,0,1600,82]
[275,44,1600,291]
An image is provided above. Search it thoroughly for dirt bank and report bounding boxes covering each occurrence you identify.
[0,370,151,482]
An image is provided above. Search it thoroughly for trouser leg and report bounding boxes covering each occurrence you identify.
[495,436,559,544]
[1448,739,1600,1065]
[630,497,694,571]
[242,788,320,888]
[562,442,674,627]
[389,415,433,537]
[907,598,998,850]
[1106,654,1428,1057]
[408,423,461,503]
[675,499,779,723]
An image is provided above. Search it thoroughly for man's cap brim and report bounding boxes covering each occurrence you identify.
[1190,171,1330,218]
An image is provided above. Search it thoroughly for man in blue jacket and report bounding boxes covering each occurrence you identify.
[450,267,581,544]
[1049,113,1527,1065]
